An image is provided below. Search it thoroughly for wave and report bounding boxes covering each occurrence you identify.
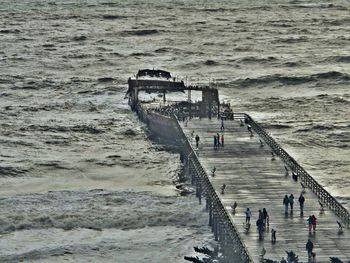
[72,35,87,41]
[120,29,159,36]
[324,55,350,63]
[235,71,350,87]
[130,52,155,57]
[0,29,20,34]
[261,123,292,130]
[296,123,349,133]
[0,166,28,177]
[0,191,201,234]
[97,77,115,82]
[237,56,277,64]
[204,60,217,66]
[19,124,103,134]
[102,14,126,20]
[154,47,201,56]
[274,36,309,44]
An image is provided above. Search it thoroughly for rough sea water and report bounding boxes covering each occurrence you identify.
[0,0,349,262]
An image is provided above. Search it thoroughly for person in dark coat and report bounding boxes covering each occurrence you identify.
[289,194,294,211]
[298,193,305,215]
[283,195,289,215]
[262,208,269,227]
[306,239,314,259]
[311,214,317,231]
[256,218,264,240]
[195,134,200,148]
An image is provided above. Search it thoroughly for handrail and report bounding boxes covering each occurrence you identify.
[173,115,255,263]
[233,113,350,227]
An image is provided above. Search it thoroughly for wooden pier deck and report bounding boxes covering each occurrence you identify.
[181,118,350,262]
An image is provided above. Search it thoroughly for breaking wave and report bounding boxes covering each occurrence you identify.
[0,190,200,234]
[235,71,350,87]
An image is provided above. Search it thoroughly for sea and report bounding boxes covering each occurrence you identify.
[0,0,349,262]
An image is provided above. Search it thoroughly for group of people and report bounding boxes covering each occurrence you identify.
[256,208,270,240]
[213,133,224,149]
[307,215,317,232]
[244,207,270,241]
[283,193,305,215]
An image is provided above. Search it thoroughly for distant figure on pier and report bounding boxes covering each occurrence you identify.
[292,172,298,182]
[289,194,294,211]
[307,215,313,232]
[220,118,225,131]
[195,134,200,148]
[220,183,226,194]
[211,166,216,177]
[311,215,317,231]
[216,133,221,147]
[306,239,314,260]
[263,208,269,228]
[231,201,237,214]
[221,134,224,147]
[298,193,305,215]
[256,217,264,240]
[213,135,217,149]
[245,208,252,224]
[283,195,290,215]
[258,209,263,220]
[271,228,277,243]
[247,124,253,137]
[247,124,252,133]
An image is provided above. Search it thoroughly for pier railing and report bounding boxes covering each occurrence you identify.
[174,116,254,263]
[232,112,350,227]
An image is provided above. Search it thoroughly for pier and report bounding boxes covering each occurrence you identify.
[127,70,350,262]
[178,116,350,262]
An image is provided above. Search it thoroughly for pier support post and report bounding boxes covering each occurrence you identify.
[198,183,202,204]
[209,201,212,226]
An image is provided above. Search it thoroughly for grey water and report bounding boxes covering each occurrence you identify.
[0,0,349,262]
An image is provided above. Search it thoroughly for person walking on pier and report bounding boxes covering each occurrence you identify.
[283,195,290,215]
[213,135,217,149]
[195,134,200,148]
[311,215,317,231]
[298,193,305,215]
[256,217,264,240]
[306,239,314,259]
[221,134,224,147]
[307,215,313,232]
[271,228,276,243]
[263,208,269,228]
[220,183,226,194]
[220,118,225,131]
[216,133,221,147]
[289,194,295,212]
[245,208,252,224]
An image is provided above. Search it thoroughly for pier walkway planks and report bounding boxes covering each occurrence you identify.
[181,118,350,262]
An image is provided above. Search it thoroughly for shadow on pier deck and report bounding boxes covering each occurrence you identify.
[180,117,350,262]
